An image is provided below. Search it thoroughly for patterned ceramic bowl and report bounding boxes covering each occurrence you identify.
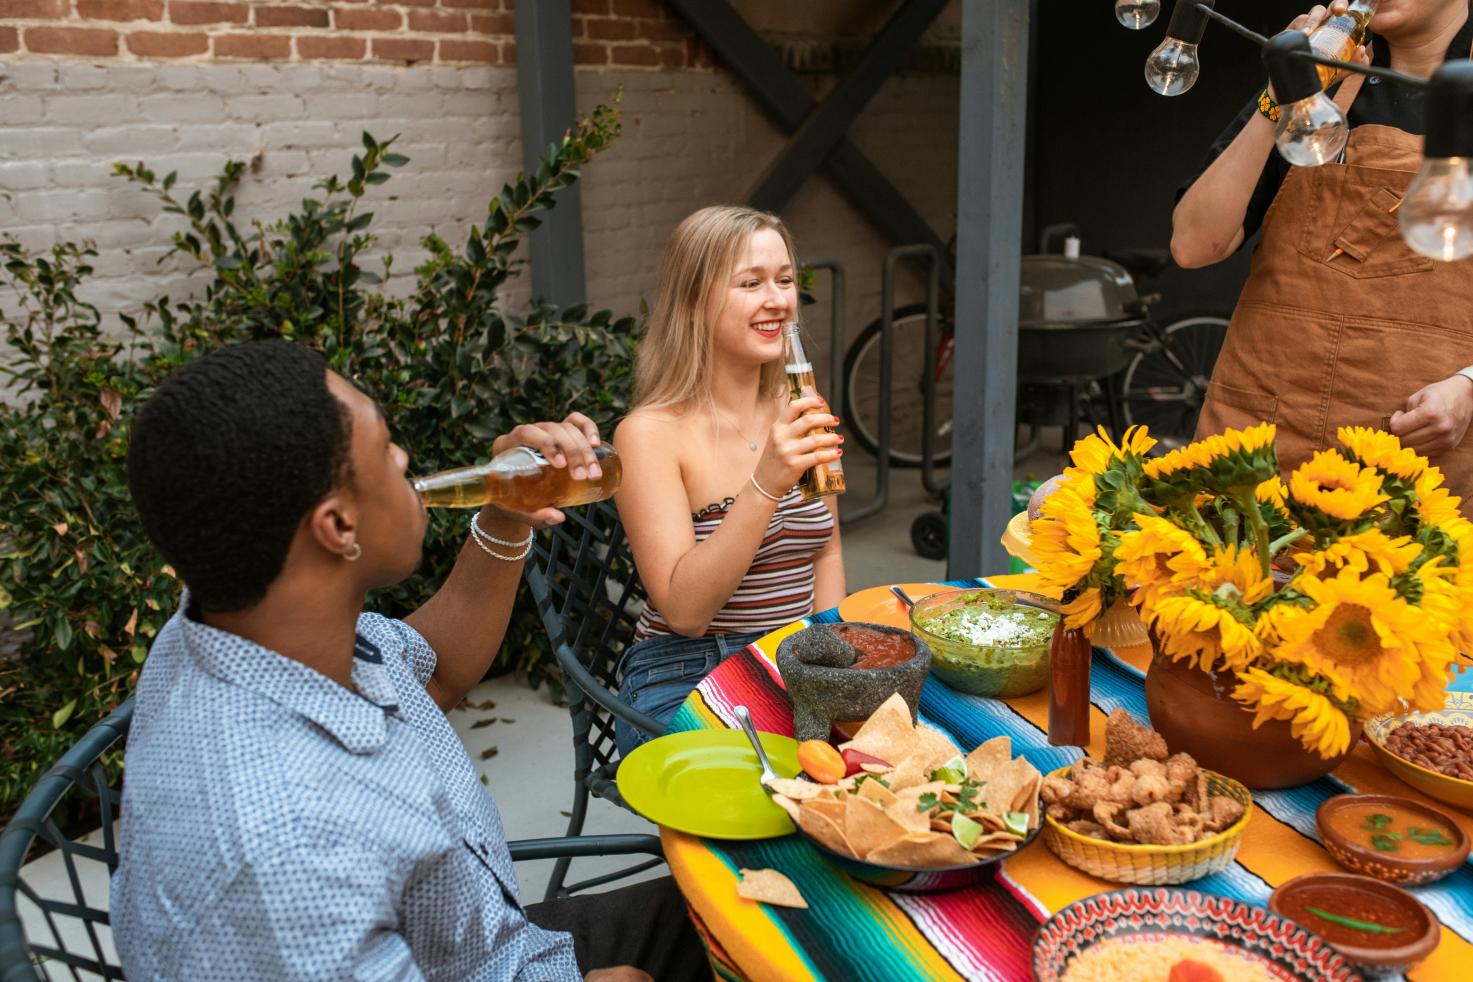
[1040,766,1253,885]
[1365,693,1473,812]
[1031,887,1362,982]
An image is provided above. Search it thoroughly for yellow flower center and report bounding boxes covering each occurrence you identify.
[1311,604,1379,666]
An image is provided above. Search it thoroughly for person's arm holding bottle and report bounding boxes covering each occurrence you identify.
[615,398,840,638]
[1172,3,1355,269]
[408,414,602,711]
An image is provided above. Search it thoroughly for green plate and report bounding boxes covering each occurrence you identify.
[616,729,801,839]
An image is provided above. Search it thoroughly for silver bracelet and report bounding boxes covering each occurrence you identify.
[748,473,785,503]
[470,512,534,548]
[469,513,533,562]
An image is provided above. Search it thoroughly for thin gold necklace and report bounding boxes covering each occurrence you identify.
[711,406,760,452]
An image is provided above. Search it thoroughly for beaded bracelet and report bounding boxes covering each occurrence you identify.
[469,512,533,561]
[1257,87,1281,124]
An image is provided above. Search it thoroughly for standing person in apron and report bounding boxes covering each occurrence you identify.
[1173,1,1473,511]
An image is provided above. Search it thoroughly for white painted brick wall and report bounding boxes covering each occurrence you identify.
[1,60,958,394]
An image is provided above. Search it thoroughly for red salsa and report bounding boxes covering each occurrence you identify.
[834,625,916,669]
[1276,882,1425,949]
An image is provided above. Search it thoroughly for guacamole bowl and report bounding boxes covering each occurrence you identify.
[909,588,1058,698]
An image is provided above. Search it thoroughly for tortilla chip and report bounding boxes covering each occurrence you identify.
[799,804,855,856]
[856,776,898,808]
[859,762,891,774]
[844,796,911,856]
[1012,771,1042,828]
[769,792,801,823]
[965,736,1012,783]
[885,798,933,835]
[911,724,963,772]
[736,868,808,909]
[839,692,916,762]
[976,757,1037,819]
[764,777,823,800]
[886,753,931,792]
[973,831,1021,850]
[867,833,980,867]
[806,795,847,823]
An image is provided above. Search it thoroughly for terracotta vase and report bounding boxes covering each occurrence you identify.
[1144,652,1361,789]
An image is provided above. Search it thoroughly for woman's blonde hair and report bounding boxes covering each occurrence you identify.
[633,205,797,411]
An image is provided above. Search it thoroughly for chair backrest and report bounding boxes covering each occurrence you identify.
[524,499,647,778]
[0,698,133,982]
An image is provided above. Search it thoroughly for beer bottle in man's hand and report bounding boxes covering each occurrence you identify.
[782,322,845,500]
[413,445,622,511]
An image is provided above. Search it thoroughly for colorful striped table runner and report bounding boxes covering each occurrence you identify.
[661,577,1473,982]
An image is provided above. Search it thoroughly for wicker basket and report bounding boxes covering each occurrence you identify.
[1040,766,1253,885]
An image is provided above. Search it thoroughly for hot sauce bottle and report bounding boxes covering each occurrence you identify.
[1047,616,1092,747]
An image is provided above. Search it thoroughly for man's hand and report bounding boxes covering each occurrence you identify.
[584,968,653,982]
[1388,374,1473,455]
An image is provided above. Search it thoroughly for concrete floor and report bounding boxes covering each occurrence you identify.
[16,437,1074,966]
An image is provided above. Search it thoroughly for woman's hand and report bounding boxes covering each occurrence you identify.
[751,396,842,497]
[1389,375,1473,456]
[487,411,603,527]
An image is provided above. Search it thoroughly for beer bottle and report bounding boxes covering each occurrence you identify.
[781,322,845,500]
[413,445,622,511]
[1308,0,1379,89]
[1047,620,1092,747]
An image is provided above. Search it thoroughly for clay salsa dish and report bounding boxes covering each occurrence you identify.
[1315,793,1469,885]
[1269,872,1440,973]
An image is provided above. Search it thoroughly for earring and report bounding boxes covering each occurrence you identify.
[344,542,362,562]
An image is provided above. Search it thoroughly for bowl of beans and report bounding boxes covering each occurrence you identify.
[1366,693,1473,812]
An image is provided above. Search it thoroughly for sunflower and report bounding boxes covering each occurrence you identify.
[1197,422,1280,492]
[1069,424,1156,477]
[1294,529,1421,579]
[1232,667,1353,759]
[1256,476,1288,510]
[1336,426,1424,481]
[1031,483,1103,595]
[1288,449,1389,523]
[1145,547,1268,673]
[1115,513,1210,608]
[1063,587,1104,633]
[1271,569,1455,716]
[1414,467,1463,525]
[1426,515,1473,652]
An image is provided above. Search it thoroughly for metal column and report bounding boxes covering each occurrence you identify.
[950,0,1030,577]
[515,0,587,307]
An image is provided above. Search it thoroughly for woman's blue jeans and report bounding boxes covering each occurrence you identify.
[615,631,765,758]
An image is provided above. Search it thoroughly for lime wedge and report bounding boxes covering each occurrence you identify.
[952,813,983,850]
[1004,810,1030,837]
[930,755,967,785]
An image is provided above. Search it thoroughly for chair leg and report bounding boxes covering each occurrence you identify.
[543,780,592,902]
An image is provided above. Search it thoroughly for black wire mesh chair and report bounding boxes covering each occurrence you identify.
[0,698,666,980]
[524,499,667,900]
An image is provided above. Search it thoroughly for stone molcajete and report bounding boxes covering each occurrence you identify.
[776,623,931,743]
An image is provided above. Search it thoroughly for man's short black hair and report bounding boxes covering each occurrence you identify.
[128,340,354,612]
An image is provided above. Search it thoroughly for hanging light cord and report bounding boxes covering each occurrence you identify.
[1186,0,1429,91]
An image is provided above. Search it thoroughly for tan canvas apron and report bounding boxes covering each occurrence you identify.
[1196,70,1473,513]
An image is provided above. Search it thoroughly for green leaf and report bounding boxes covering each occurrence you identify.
[51,699,77,729]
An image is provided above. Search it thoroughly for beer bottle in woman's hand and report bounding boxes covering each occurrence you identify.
[782,322,846,500]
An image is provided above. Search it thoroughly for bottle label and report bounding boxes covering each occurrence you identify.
[785,362,813,373]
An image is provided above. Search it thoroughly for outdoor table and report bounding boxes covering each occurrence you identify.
[660,575,1473,982]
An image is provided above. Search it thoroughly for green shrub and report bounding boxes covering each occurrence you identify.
[0,102,633,819]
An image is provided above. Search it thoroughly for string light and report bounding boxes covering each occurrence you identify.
[1263,31,1349,167]
[1144,0,1213,96]
[1115,0,1161,30]
[1400,62,1473,261]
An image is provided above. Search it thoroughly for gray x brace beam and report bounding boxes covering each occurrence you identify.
[662,0,954,283]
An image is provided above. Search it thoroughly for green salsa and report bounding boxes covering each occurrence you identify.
[911,591,1058,698]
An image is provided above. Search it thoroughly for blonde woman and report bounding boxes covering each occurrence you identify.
[613,206,846,754]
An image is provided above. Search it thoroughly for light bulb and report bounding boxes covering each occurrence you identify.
[1115,0,1161,29]
[1274,91,1349,166]
[1399,157,1473,261]
[1144,38,1200,96]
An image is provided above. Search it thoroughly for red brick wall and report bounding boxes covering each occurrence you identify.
[0,0,711,68]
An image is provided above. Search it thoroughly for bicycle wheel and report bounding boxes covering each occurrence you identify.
[840,304,954,468]
[1121,314,1229,449]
